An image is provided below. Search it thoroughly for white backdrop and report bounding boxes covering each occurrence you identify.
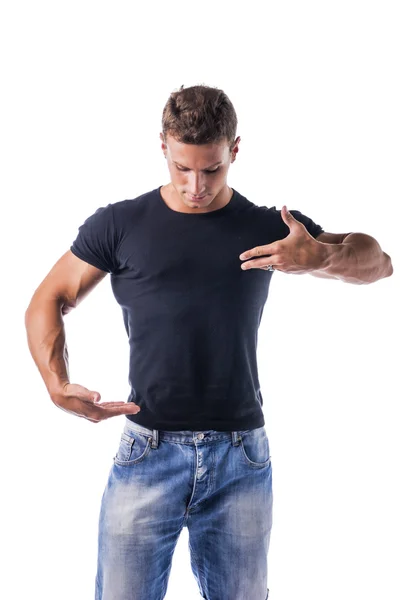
[1,1,399,599]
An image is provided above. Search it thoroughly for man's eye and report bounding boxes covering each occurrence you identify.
[176,166,220,174]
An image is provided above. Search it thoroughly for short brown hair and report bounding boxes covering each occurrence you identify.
[161,84,238,151]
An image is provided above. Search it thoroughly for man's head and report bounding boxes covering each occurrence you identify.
[160,84,240,212]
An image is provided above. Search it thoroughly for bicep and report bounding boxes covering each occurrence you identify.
[315,232,351,244]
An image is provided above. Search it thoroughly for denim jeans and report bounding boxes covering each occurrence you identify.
[95,417,273,600]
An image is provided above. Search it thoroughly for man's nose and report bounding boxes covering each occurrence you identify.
[188,173,206,195]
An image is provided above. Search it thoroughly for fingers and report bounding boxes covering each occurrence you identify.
[93,401,134,408]
[90,400,141,421]
[90,401,140,412]
[57,391,141,423]
[241,255,279,270]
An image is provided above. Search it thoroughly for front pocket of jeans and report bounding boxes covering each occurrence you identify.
[239,429,271,468]
[114,431,151,466]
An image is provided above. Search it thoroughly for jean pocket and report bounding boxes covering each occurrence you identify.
[239,427,271,469]
[113,430,152,466]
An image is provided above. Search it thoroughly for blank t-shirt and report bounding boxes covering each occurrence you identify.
[70,185,324,431]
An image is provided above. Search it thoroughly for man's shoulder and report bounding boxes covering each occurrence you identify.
[111,186,160,213]
[234,189,282,221]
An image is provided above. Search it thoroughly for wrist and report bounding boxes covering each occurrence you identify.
[48,379,70,400]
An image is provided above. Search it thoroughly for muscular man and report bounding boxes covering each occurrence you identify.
[25,84,393,600]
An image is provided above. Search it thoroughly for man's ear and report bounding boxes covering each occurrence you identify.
[160,132,167,155]
[231,135,241,161]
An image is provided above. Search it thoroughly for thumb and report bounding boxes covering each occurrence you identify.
[91,391,101,403]
[66,383,101,403]
[281,205,300,230]
[281,204,291,223]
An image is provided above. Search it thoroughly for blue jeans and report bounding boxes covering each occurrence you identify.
[95,417,273,599]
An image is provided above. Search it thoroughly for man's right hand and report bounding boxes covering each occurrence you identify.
[51,383,141,423]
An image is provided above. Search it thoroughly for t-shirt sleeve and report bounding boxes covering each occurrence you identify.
[289,209,325,239]
[266,206,325,241]
[70,203,119,274]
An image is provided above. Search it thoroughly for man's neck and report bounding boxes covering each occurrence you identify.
[160,183,233,214]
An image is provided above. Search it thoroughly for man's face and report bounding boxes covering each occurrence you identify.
[160,132,240,212]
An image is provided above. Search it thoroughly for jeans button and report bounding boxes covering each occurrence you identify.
[197,433,204,440]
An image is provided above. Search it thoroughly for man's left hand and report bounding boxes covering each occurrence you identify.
[239,206,325,274]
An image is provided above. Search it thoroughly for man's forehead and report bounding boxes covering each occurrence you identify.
[167,138,227,167]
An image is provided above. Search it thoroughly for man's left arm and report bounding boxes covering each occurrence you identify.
[312,231,394,285]
[239,206,394,285]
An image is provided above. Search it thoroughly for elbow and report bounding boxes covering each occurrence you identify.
[383,252,394,279]
[24,302,36,325]
[24,296,74,327]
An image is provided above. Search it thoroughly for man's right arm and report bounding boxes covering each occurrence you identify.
[25,250,140,422]
[25,250,106,396]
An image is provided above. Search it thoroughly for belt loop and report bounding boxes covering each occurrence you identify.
[151,429,159,449]
[231,431,241,446]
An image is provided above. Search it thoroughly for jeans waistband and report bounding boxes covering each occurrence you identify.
[124,417,258,449]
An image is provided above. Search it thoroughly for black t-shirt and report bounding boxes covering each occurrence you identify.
[70,185,324,431]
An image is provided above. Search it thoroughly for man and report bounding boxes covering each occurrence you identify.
[25,84,393,600]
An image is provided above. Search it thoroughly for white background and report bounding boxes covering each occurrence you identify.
[1,1,399,599]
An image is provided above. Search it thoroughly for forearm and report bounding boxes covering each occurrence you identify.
[25,299,71,398]
[315,233,393,284]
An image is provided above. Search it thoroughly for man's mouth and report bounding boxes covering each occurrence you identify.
[188,194,207,201]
